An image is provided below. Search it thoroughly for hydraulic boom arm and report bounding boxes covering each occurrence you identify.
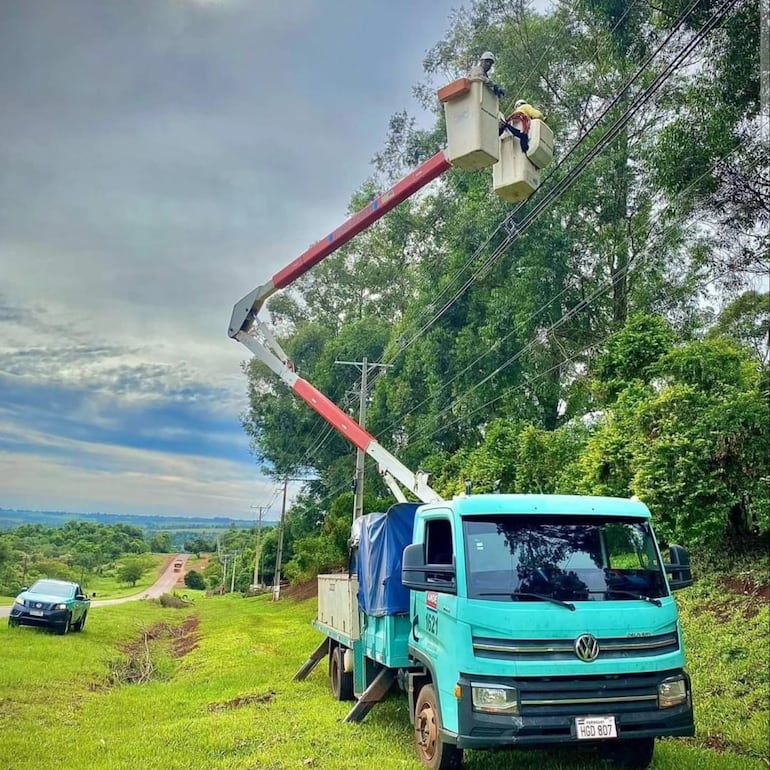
[230,151,451,503]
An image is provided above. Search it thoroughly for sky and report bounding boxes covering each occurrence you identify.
[0,0,463,520]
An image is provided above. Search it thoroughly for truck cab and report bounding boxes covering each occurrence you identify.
[303,493,693,770]
[400,493,693,768]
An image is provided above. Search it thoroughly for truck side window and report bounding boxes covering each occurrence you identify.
[425,519,453,565]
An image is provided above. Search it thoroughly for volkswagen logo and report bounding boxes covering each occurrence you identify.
[575,633,600,662]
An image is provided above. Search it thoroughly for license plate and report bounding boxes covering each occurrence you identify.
[30,610,44,617]
[575,716,617,740]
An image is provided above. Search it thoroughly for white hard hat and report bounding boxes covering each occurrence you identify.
[481,51,496,62]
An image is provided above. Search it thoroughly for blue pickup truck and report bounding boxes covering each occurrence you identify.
[294,494,694,770]
[8,578,91,635]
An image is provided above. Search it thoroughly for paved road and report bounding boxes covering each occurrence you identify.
[0,554,190,618]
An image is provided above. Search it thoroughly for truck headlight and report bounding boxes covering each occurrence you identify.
[14,597,25,606]
[471,684,519,714]
[53,603,67,610]
[658,676,688,708]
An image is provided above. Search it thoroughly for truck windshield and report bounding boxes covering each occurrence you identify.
[463,515,668,603]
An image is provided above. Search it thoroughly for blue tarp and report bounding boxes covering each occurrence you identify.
[356,502,419,616]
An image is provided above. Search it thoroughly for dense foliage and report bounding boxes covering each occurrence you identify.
[0,521,161,595]
[242,0,769,579]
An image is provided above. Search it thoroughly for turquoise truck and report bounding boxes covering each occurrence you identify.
[227,68,693,770]
[293,495,694,769]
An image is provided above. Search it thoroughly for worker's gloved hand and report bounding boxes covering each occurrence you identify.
[491,84,506,98]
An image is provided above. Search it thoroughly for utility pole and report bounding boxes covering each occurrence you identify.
[230,552,238,593]
[272,480,289,601]
[221,553,229,594]
[250,504,268,588]
[335,358,391,522]
[270,476,307,601]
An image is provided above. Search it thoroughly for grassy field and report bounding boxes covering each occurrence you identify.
[0,578,767,770]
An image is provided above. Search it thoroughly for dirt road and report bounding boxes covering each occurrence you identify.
[0,554,190,618]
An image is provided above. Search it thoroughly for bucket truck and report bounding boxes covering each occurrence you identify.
[228,76,693,770]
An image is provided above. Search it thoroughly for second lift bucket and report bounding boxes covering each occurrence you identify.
[493,132,542,203]
[438,78,499,172]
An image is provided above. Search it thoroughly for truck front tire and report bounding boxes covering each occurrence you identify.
[414,684,463,770]
[330,646,354,701]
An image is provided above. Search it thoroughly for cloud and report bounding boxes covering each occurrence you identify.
[0,0,458,517]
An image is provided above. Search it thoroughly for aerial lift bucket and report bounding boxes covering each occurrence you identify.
[493,119,554,203]
[438,78,499,171]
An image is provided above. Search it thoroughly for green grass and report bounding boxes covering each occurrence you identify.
[0,580,766,770]
[0,553,173,605]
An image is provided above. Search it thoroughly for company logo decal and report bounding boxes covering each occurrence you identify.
[575,633,600,662]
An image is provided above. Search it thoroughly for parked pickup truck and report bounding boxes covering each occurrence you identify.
[8,578,91,635]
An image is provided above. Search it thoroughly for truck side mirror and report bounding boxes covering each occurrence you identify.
[664,545,693,591]
[402,544,457,595]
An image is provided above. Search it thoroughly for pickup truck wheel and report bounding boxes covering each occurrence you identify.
[57,614,71,636]
[414,684,463,770]
[73,612,87,632]
[330,646,354,701]
[600,737,655,769]
[7,618,18,628]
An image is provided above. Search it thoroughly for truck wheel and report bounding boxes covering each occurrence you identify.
[330,646,354,701]
[414,684,463,770]
[73,612,87,632]
[8,618,18,628]
[57,614,71,635]
[600,737,655,769]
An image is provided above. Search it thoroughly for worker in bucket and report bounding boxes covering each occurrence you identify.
[468,51,505,98]
[499,98,545,153]
[468,51,496,80]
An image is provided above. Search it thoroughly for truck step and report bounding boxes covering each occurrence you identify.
[293,637,330,681]
[343,668,396,723]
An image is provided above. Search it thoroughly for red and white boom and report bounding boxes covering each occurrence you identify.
[228,152,451,504]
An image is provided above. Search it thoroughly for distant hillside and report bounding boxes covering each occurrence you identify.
[0,508,257,532]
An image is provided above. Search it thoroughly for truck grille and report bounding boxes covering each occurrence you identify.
[472,631,678,661]
[517,672,664,715]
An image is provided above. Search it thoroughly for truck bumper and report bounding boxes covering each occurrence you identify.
[450,670,694,750]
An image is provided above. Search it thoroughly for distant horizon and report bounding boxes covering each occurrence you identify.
[0,506,278,525]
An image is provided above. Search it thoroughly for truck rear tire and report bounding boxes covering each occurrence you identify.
[330,646,354,701]
[600,737,655,769]
[414,684,463,770]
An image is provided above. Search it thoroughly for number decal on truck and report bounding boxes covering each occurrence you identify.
[425,612,438,635]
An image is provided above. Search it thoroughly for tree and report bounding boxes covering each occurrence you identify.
[148,533,172,553]
[184,570,206,590]
[116,557,147,587]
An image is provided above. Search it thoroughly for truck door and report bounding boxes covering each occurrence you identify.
[411,516,458,660]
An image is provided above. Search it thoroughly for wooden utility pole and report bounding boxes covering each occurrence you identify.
[230,552,238,593]
[250,504,268,588]
[272,480,289,601]
[335,358,391,523]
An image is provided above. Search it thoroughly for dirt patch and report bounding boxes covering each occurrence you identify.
[208,691,275,712]
[172,616,201,658]
[105,617,200,686]
[712,575,770,620]
[279,581,318,602]
[720,575,770,601]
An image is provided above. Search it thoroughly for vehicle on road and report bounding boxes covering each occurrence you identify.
[174,560,183,572]
[8,579,92,635]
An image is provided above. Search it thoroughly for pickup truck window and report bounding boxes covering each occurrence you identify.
[463,515,668,603]
[29,580,75,598]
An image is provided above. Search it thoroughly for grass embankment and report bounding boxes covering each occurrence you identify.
[0,553,175,606]
[0,579,766,770]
